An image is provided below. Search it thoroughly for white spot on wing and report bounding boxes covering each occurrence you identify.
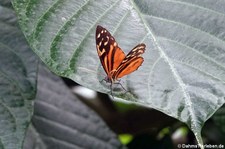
[97,33,101,38]
[104,41,108,46]
[104,36,109,45]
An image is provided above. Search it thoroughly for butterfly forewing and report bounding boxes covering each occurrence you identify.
[96,25,126,80]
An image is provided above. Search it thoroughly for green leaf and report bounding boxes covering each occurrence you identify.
[0,2,38,149]
[1,2,125,148]
[212,104,225,133]
[24,64,125,149]
[119,134,133,145]
[23,125,47,149]
[12,0,225,147]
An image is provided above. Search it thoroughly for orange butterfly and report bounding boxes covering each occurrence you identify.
[96,25,146,95]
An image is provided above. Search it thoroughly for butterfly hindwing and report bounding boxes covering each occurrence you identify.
[114,43,146,79]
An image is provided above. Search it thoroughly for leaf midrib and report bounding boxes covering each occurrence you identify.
[131,0,198,136]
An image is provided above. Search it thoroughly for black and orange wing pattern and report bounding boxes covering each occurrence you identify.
[96,25,146,82]
[96,25,126,80]
[114,43,146,79]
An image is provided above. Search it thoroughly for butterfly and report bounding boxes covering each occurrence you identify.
[96,25,146,96]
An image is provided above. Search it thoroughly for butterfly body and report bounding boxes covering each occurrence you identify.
[96,25,146,89]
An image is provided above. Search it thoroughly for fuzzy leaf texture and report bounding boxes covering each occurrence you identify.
[12,0,225,147]
[0,1,38,148]
[23,65,125,149]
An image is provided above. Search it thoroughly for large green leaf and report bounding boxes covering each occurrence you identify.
[12,0,225,147]
[1,1,125,148]
[23,64,125,149]
[0,2,38,148]
[213,104,225,133]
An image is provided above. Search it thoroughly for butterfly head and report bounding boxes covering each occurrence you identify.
[103,69,117,83]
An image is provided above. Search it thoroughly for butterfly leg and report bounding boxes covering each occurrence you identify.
[114,80,127,92]
[99,78,115,98]
[100,78,107,83]
[110,82,114,99]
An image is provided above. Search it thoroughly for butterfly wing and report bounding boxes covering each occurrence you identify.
[96,25,126,79]
[113,43,146,79]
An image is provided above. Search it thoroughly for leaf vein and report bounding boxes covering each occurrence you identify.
[165,0,225,17]
[131,0,200,141]
[69,0,122,70]
[35,101,112,143]
[158,37,225,71]
[147,56,162,100]
[173,59,225,84]
[49,0,91,61]
[145,15,225,46]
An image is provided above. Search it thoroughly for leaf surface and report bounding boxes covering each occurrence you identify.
[23,64,125,149]
[0,1,38,148]
[12,0,225,146]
